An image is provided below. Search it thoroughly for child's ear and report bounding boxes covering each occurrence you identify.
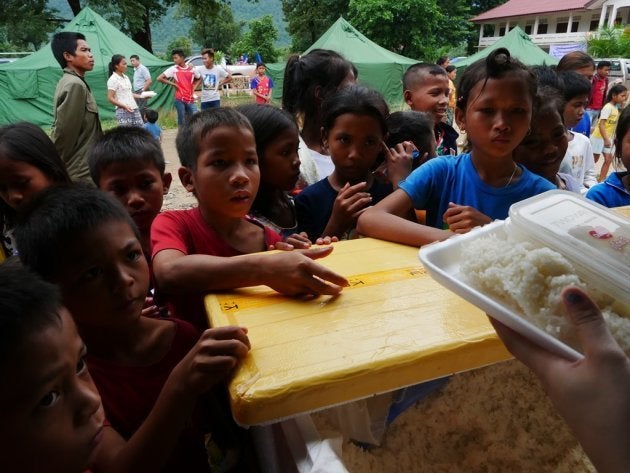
[162,172,173,195]
[454,108,465,131]
[403,90,413,107]
[178,167,196,194]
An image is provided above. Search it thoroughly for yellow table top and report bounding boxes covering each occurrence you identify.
[205,238,511,426]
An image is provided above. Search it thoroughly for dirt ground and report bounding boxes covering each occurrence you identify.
[158,129,594,472]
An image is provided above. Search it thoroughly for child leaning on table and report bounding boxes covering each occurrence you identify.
[15,185,253,473]
[151,108,349,331]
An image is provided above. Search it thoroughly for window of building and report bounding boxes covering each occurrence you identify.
[556,18,568,33]
[571,16,580,32]
[589,18,599,30]
[525,22,533,34]
[482,24,494,37]
[499,23,506,36]
[537,22,548,34]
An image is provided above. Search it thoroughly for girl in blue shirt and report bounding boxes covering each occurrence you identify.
[357,48,555,246]
[586,106,630,207]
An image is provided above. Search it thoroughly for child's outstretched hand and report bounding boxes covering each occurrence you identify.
[270,233,340,251]
[443,202,492,233]
[168,326,250,399]
[265,246,348,296]
[325,182,372,238]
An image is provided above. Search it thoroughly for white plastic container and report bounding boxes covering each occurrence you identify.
[419,190,630,361]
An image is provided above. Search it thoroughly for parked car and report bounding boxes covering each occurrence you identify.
[185,55,255,77]
[593,58,630,91]
[0,58,17,65]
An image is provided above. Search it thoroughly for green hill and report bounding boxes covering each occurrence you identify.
[47,0,289,54]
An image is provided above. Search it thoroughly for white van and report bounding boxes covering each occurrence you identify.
[593,58,630,91]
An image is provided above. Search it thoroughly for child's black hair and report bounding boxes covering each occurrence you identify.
[533,85,566,125]
[87,126,165,185]
[0,122,71,230]
[614,105,630,162]
[445,65,456,74]
[606,84,627,103]
[556,51,595,73]
[171,48,185,58]
[108,54,125,77]
[386,111,435,169]
[456,47,537,111]
[0,259,63,369]
[176,108,253,170]
[557,71,592,101]
[531,65,561,91]
[51,31,86,69]
[321,85,389,136]
[282,49,356,122]
[402,63,447,91]
[236,104,298,164]
[16,184,138,281]
[144,108,159,123]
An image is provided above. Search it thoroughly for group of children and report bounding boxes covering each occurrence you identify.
[1,46,630,472]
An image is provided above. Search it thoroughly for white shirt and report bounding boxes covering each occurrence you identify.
[107,73,137,110]
[196,65,229,102]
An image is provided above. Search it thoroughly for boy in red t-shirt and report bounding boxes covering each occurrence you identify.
[250,63,274,104]
[158,48,201,125]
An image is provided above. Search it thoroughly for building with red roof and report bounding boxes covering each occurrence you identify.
[471,0,628,52]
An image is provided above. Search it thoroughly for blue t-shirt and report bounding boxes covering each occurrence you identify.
[295,177,392,239]
[570,114,591,138]
[398,153,556,229]
[586,172,630,207]
[143,122,162,141]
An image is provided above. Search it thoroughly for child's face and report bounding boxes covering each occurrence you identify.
[563,94,589,128]
[620,129,630,170]
[613,90,628,106]
[404,73,450,123]
[172,53,185,66]
[98,161,172,234]
[0,156,55,211]
[180,126,260,221]
[455,74,532,161]
[202,53,214,68]
[260,127,301,191]
[66,39,94,75]
[56,219,150,329]
[323,113,384,184]
[0,309,105,473]
[257,65,266,76]
[513,108,568,182]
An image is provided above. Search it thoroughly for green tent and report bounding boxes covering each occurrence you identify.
[0,7,173,126]
[267,17,419,106]
[455,26,558,70]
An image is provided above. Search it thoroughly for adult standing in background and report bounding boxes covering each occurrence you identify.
[50,31,102,183]
[107,54,143,127]
[130,54,152,118]
[196,48,231,109]
[586,60,611,128]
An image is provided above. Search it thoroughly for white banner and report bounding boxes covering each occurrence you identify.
[549,43,587,59]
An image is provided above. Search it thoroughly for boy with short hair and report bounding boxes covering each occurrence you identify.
[586,60,611,127]
[88,126,172,257]
[50,31,102,182]
[143,108,163,142]
[251,62,273,104]
[16,185,252,472]
[196,48,232,109]
[157,48,201,125]
[403,63,458,156]
[151,108,348,331]
[558,71,598,193]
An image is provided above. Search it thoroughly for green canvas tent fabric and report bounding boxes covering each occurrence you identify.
[0,7,173,126]
[266,17,419,106]
[455,26,558,70]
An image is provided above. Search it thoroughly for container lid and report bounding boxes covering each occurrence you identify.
[508,190,630,306]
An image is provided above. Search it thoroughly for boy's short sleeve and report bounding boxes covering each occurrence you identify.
[398,157,449,209]
[269,77,274,88]
[599,103,613,120]
[250,77,258,89]
[162,65,176,79]
[151,211,193,260]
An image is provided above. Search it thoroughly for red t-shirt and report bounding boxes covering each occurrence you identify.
[163,64,199,103]
[151,207,282,331]
[87,318,211,472]
[588,74,608,111]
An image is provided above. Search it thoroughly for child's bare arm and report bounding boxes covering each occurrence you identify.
[153,246,348,296]
[598,119,610,145]
[443,202,492,234]
[322,182,372,238]
[357,189,451,246]
[92,327,250,473]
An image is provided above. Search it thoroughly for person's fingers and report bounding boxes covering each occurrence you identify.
[299,245,334,259]
[197,337,251,358]
[562,287,619,358]
[271,242,294,251]
[303,260,349,288]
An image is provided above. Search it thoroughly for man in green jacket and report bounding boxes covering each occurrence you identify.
[50,32,102,182]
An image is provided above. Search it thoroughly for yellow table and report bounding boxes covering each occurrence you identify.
[205,238,511,426]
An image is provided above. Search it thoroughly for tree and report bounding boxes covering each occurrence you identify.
[0,0,60,50]
[282,0,349,52]
[165,36,193,58]
[587,26,630,58]
[349,0,461,60]
[466,0,509,53]
[230,15,279,63]
[184,3,243,52]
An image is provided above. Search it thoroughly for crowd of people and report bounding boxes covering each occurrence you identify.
[0,30,629,473]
